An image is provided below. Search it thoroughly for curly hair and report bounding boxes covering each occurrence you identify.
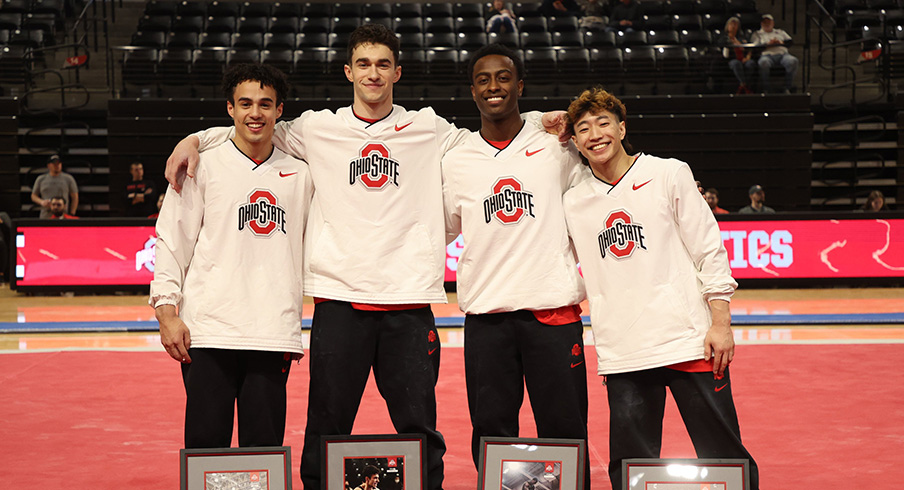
[347,23,400,65]
[221,63,289,106]
[467,42,524,82]
[566,86,633,154]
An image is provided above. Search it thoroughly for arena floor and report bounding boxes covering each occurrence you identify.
[1,285,903,489]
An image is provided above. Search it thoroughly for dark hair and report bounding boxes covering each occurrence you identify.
[221,63,290,106]
[467,43,524,82]
[49,195,66,202]
[863,189,886,210]
[362,465,380,478]
[705,187,719,196]
[566,86,633,154]
[347,23,400,65]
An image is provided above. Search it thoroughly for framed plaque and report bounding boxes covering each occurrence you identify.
[623,458,750,490]
[180,446,292,490]
[322,434,426,490]
[478,437,586,490]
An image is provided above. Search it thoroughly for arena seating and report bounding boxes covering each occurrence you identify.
[112,0,805,98]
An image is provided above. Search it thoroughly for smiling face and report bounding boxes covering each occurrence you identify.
[470,54,522,122]
[571,109,627,168]
[226,80,282,150]
[345,42,400,110]
[365,473,380,488]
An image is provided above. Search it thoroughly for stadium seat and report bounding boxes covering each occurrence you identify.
[167,31,199,49]
[131,31,166,49]
[584,30,617,48]
[199,32,231,48]
[172,16,205,34]
[265,32,297,50]
[144,1,178,17]
[524,48,558,79]
[520,31,552,48]
[549,16,580,33]
[554,31,584,47]
[489,31,520,48]
[589,47,624,77]
[680,29,713,46]
[424,3,454,18]
[726,0,758,14]
[242,2,272,18]
[177,2,207,18]
[514,3,544,18]
[207,2,241,18]
[303,3,332,18]
[453,3,483,19]
[0,12,21,31]
[363,16,394,30]
[205,16,236,34]
[425,32,456,48]
[397,32,425,49]
[426,49,458,77]
[332,17,361,35]
[393,3,423,18]
[137,15,172,34]
[261,48,295,77]
[666,0,698,15]
[456,16,485,33]
[648,29,680,45]
[301,16,330,34]
[364,3,393,19]
[643,14,673,31]
[697,0,727,15]
[617,30,648,46]
[457,31,487,50]
[333,3,362,18]
[269,17,300,34]
[296,32,328,48]
[673,14,702,31]
[639,0,666,17]
[557,47,590,75]
[425,16,455,34]
[121,48,158,92]
[519,16,548,33]
[227,48,261,66]
[232,32,263,50]
[327,33,349,49]
[272,3,302,18]
[394,16,424,34]
[237,16,269,34]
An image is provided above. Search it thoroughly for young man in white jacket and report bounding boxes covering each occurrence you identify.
[561,87,759,489]
[151,64,313,449]
[441,43,590,487]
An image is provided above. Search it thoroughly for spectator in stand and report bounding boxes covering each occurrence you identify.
[486,0,518,33]
[47,196,79,219]
[577,0,608,31]
[719,17,757,95]
[738,185,775,214]
[861,190,888,212]
[705,188,730,214]
[606,0,642,33]
[751,14,798,94]
[31,154,79,219]
[540,0,582,17]
[124,161,157,217]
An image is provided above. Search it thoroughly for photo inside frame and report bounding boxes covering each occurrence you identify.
[343,456,405,490]
[500,460,562,490]
[204,470,269,490]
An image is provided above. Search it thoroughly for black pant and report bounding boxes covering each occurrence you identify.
[606,366,759,490]
[300,301,444,490]
[465,311,590,489]
[181,348,292,448]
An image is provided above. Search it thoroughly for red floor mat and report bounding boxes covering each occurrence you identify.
[1,344,903,489]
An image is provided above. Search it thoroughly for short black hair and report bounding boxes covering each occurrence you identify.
[347,23,400,65]
[467,43,524,82]
[221,63,290,106]
[362,465,380,478]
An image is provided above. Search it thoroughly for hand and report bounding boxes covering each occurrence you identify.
[553,0,567,12]
[156,305,192,363]
[165,135,201,193]
[41,199,50,208]
[541,110,573,144]
[703,300,734,377]
[134,194,145,203]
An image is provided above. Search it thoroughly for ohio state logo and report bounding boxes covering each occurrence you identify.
[483,176,536,224]
[238,189,287,236]
[598,209,646,259]
[349,141,400,189]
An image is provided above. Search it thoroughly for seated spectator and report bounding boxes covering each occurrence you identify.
[861,190,888,212]
[47,196,79,219]
[578,0,608,31]
[705,188,730,214]
[606,0,642,33]
[31,154,79,219]
[541,0,582,17]
[486,0,517,33]
[124,161,157,217]
[738,184,776,214]
[751,14,798,94]
[719,17,757,95]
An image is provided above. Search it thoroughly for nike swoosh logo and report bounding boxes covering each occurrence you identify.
[570,360,584,368]
[428,347,438,355]
[279,171,297,178]
[632,179,653,190]
[395,122,413,131]
[525,148,544,157]
[715,383,729,392]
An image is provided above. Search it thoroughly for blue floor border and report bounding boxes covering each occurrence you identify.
[1,313,903,333]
